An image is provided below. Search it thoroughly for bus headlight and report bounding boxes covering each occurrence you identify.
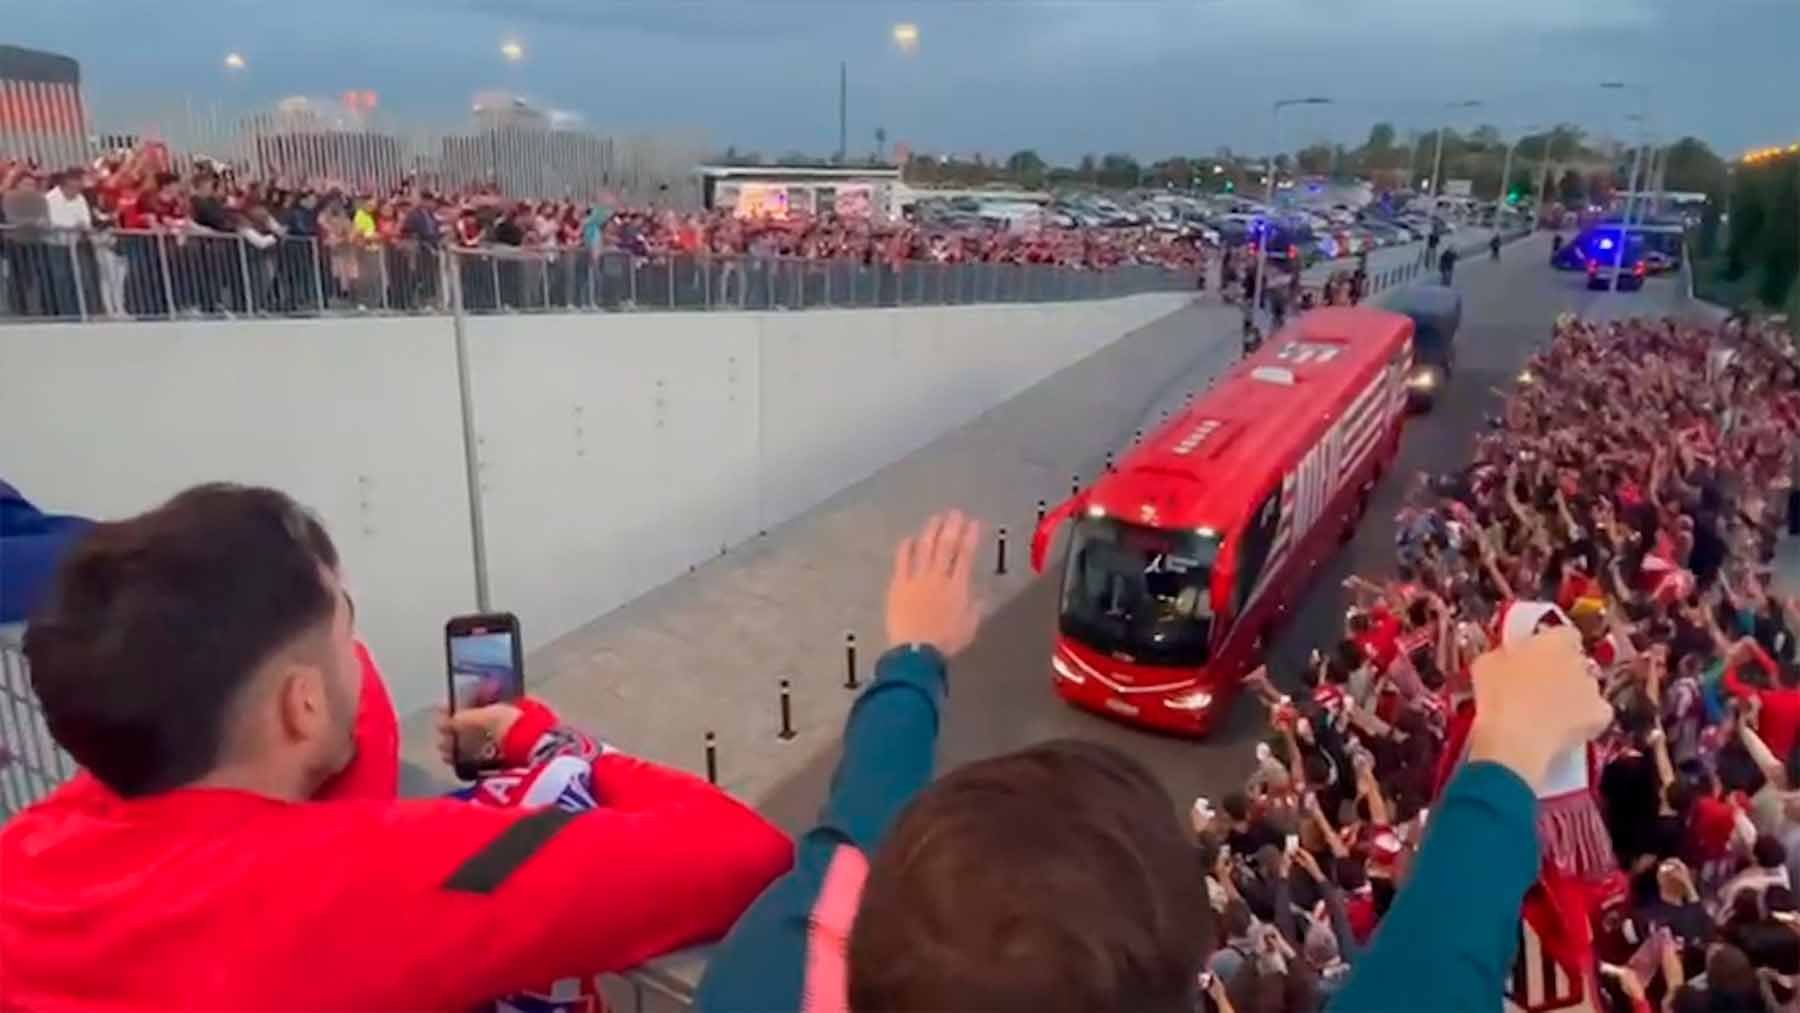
[1406,368,1438,391]
[1165,689,1213,711]
[1051,655,1086,684]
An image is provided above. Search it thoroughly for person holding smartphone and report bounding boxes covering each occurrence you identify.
[0,483,792,1010]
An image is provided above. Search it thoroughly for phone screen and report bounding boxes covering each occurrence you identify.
[447,619,524,712]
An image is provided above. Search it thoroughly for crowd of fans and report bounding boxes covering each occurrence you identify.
[0,153,1209,318]
[1197,311,1800,1012]
[4,306,1799,1011]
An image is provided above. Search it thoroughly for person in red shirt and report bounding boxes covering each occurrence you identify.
[1721,636,1800,761]
[0,483,791,1010]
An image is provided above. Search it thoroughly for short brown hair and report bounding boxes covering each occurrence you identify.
[25,484,338,797]
[849,740,1214,1012]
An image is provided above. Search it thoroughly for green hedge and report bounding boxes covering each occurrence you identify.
[1717,154,1799,324]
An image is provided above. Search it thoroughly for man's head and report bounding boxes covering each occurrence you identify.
[1754,834,1787,871]
[25,484,359,799]
[849,740,1214,1013]
[1221,790,1251,827]
[52,169,80,197]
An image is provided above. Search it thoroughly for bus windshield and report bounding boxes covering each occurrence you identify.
[1058,516,1220,667]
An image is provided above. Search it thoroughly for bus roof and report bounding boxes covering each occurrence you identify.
[1086,307,1412,535]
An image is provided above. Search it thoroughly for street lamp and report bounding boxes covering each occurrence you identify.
[1251,96,1330,335]
[500,39,525,62]
[1601,81,1650,292]
[1492,123,1547,240]
[223,52,247,71]
[892,22,920,54]
[1430,99,1483,203]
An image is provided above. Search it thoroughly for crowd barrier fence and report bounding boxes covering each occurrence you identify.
[1,225,1198,322]
[0,629,75,821]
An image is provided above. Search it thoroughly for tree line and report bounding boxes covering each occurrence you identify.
[1712,152,1799,313]
[720,122,1729,210]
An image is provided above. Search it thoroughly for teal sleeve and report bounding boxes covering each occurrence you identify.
[1330,761,1539,1013]
[819,645,948,847]
[695,646,946,1012]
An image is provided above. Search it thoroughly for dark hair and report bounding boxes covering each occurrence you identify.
[1220,899,1253,940]
[1728,888,1763,926]
[1767,885,1796,914]
[1703,944,1759,1007]
[1754,834,1787,871]
[1665,780,1695,816]
[849,740,1214,1013]
[24,484,339,797]
[1222,791,1250,822]
[1406,598,1432,629]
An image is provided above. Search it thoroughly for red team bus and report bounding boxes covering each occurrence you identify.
[1030,307,1415,735]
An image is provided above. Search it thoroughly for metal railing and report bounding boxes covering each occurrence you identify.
[444,247,1195,315]
[1,225,1198,321]
[0,629,76,819]
[0,225,455,320]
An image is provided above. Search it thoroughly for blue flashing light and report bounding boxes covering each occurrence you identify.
[1596,237,1615,251]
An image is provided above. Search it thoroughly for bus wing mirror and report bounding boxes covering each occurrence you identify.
[1031,493,1087,573]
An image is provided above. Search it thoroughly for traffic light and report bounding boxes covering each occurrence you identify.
[1223,179,1235,193]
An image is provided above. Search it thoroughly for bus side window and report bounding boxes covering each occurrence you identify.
[1232,488,1282,617]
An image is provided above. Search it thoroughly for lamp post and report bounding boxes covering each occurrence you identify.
[1251,96,1330,334]
[1493,123,1547,241]
[1602,82,1650,293]
[1536,129,1562,230]
[1430,99,1483,204]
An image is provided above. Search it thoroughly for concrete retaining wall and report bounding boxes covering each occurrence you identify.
[0,293,1190,711]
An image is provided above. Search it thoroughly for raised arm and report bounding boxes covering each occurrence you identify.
[696,511,984,1013]
[1332,627,1611,1013]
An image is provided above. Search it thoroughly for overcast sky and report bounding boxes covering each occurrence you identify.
[10,0,1794,162]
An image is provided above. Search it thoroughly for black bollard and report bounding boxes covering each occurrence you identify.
[1071,474,1081,496]
[844,633,859,690]
[996,526,1009,575]
[705,731,718,785]
[778,681,795,740]
[1160,409,1170,424]
[1104,450,1115,472]
[1133,428,1144,445]
[1036,499,1047,526]
[1184,391,1194,406]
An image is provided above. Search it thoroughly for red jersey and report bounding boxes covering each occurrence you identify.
[1355,606,1404,673]
[1723,641,1800,760]
[0,695,791,1009]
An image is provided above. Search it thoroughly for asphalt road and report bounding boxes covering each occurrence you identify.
[757,239,1689,830]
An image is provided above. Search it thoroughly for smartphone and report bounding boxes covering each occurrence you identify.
[1284,834,1299,856]
[1197,971,1215,991]
[445,612,525,780]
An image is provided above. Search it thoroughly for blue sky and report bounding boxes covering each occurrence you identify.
[9,0,1793,161]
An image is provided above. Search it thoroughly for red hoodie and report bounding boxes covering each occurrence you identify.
[0,669,791,1009]
[1722,641,1800,760]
